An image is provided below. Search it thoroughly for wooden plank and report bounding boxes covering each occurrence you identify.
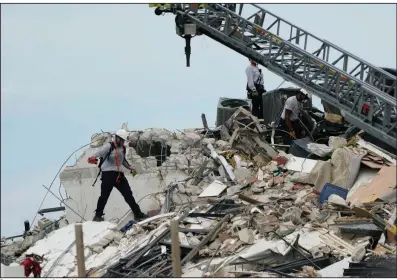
[170,219,181,277]
[75,224,86,277]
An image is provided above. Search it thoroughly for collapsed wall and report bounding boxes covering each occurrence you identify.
[58,128,226,224]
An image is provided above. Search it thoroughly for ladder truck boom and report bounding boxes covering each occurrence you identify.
[152,4,397,148]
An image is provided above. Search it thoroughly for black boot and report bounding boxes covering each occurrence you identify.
[93,214,104,222]
[134,212,149,221]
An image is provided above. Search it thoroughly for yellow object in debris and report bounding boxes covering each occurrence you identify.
[148,4,171,8]
[385,221,397,235]
[347,136,357,146]
[324,112,343,124]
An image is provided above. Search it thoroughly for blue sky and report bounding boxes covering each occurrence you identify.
[1,4,396,237]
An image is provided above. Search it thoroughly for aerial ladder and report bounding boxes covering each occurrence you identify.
[150,4,397,148]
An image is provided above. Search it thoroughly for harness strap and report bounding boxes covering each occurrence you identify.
[91,143,115,186]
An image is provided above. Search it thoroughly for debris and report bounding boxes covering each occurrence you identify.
[347,165,396,205]
[319,183,349,204]
[356,137,396,165]
[198,180,228,198]
[285,156,317,173]
[237,228,255,245]
[351,245,367,262]
[281,207,302,225]
[10,110,396,278]
[207,143,236,181]
[328,194,347,206]
[318,257,352,277]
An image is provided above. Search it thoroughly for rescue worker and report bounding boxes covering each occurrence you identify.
[20,254,43,278]
[246,59,266,119]
[280,89,310,145]
[88,129,148,222]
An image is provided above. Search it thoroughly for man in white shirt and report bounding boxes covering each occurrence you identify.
[280,89,309,144]
[245,59,266,119]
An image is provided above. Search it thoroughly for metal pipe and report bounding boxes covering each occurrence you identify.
[185,35,191,67]
[38,206,66,215]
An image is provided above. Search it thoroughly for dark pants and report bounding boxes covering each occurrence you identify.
[251,93,263,119]
[248,87,266,119]
[279,118,303,145]
[95,171,142,217]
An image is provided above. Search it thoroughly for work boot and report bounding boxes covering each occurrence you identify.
[93,215,104,222]
[134,212,149,221]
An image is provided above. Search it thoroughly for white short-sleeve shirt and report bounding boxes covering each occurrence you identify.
[281,96,301,121]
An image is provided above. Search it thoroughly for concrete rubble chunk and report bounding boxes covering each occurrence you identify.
[202,138,216,145]
[215,140,231,151]
[281,207,303,225]
[238,228,255,245]
[234,167,254,185]
[253,215,279,234]
[208,239,222,250]
[277,221,296,236]
[253,154,268,167]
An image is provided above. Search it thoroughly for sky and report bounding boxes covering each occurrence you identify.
[1,3,396,237]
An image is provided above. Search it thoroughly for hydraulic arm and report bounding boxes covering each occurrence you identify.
[152,4,397,147]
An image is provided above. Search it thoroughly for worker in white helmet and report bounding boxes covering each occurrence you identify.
[245,59,266,119]
[88,129,148,222]
[279,89,310,144]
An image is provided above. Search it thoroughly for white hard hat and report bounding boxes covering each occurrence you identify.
[300,88,308,95]
[300,88,311,99]
[115,129,129,141]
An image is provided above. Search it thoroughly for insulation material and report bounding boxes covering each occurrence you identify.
[328,136,347,150]
[199,180,228,198]
[347,165,396,205]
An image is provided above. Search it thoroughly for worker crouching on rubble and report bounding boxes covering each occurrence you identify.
[88,129,148,222]
[246,59,266,119]
[280,89,310,145]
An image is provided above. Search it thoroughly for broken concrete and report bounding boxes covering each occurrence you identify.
[6,109,396,278]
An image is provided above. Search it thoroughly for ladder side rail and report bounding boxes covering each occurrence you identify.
[177,8,396,146]
[221,4,397,97]
[207,4,396,104]
[249,3,397,82]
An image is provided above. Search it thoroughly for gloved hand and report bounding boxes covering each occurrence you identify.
[88,156,98,164]
[251,88,258,96]
[289,131,296,139]
[130,169,137,177]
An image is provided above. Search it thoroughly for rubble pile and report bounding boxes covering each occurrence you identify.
[6,110,397,277]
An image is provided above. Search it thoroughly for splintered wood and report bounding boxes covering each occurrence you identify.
[348,165,396,205]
